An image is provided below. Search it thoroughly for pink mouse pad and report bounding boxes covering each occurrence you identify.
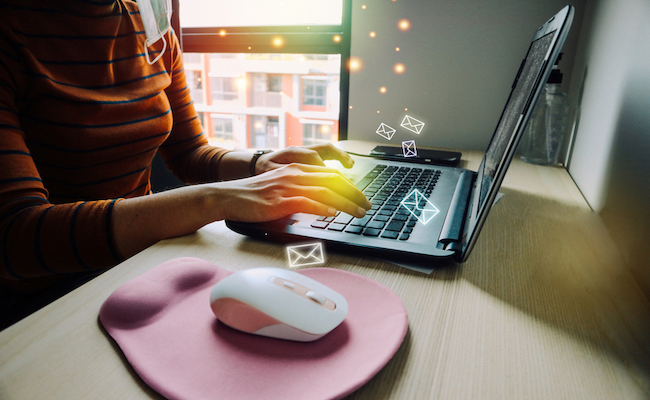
[99,258,408,400]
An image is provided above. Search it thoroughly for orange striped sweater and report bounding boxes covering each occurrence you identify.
[0,0,228,288]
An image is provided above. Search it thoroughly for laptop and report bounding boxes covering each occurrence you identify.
[227,5,574,266]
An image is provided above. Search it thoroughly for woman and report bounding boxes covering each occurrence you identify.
[0,0,370,326]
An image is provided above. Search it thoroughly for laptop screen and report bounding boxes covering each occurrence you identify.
[477,31,555,213]
[459,8,571,262]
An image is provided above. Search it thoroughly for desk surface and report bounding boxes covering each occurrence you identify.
[1,142,649,399]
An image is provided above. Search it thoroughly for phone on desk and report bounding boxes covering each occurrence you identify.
[369,145,462,166]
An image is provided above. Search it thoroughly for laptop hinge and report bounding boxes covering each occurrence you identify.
[439,170,474,249]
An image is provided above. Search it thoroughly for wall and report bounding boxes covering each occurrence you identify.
[567,0,650,297]
[346,0,586,150]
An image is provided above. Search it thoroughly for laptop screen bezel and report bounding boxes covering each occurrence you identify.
[458,5,574,262]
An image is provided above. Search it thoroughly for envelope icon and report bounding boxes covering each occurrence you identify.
[400,115,425,135]
[287,242,325,268]
[400,189,440,225]
[402,140,417,157]
[376,123,396,140]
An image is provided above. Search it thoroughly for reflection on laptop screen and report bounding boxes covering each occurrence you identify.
[477,31,556,215]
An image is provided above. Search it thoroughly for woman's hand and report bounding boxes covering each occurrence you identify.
[254,143,354,175]
[214,162,371,223]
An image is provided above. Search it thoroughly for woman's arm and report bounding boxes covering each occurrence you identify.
[112,162,371,259]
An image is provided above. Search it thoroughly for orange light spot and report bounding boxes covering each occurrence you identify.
[398,19,411,31]
[348,57,363,72]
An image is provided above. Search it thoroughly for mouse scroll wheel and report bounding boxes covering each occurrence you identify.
[305,291,327,305]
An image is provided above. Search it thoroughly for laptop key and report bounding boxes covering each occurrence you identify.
[392,213,408,221]
[344,225,363,234]
[310,221,329,229]
[367,220,386,230]
[327,223,346,232]
[399,233,410,240]
[350,215,372,226]
[380,230,400,239]
[386,220,405,232]
[333,213,354,224]
[363,228,381,237]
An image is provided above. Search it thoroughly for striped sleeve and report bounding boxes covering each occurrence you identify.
[0,9,123,280]
[157,32,230,184]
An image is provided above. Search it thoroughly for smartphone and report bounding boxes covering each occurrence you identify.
[369,145,462,166]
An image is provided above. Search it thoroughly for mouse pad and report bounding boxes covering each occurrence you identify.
[99,257,408,400]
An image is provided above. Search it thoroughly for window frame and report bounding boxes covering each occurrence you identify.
[171,0,352,140]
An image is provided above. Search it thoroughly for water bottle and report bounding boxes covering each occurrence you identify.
[521,54,569,165]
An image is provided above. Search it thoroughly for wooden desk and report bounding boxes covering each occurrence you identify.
[1,143,649,399]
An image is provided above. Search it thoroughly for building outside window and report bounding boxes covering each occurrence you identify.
[175,0,350,150]
[210,114,235,147]
[211,77,239,102]
[302,122,336,146]
[302,78,328,107]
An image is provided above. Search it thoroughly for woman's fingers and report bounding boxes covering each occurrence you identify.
[218,162,371,223]
[306,143,354,168]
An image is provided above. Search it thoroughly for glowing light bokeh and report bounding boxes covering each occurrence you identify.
[237,77,247,90]
[393,63,406,74]
[379,86,387,94]
[271,36,285,48]
[219,29,227,36]
[347,56,363,73]
[369,31,376,38]
[332,35,342,43]
[398,19,411,31]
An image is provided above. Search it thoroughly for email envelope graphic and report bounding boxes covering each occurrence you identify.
[402,140,417,157]
[400,189,440,225]
[287,242,325,268]
[376,123,396,140]
[400,115,425,135]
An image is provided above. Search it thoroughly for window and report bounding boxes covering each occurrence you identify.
[184,69,204,105]
[303,122,336,146]
[251,115,280,149]
[210,114,235,147]
[172,0,351,149]
[211,77,238,101]
[267,75,282,93]
[302,78,328,106]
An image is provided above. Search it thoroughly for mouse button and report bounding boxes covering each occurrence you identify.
[305,291,337,311]
[305,290,326,305]
[211,298,281,333]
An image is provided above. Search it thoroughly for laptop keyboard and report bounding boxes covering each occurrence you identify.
[310,164,441,241]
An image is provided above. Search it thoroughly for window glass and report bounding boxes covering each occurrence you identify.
[184,53,341,150]
[179,0,343,28]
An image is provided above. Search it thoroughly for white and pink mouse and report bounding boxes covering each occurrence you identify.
[209,268,348,342]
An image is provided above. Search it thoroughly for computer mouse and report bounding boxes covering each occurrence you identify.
[209,267,348,342]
